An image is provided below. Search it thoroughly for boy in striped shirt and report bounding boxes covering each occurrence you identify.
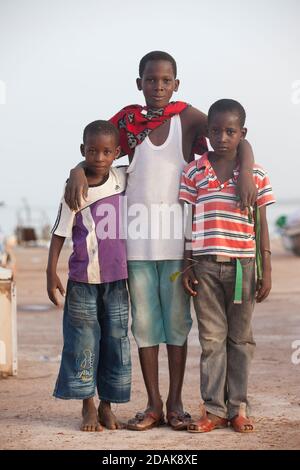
[179,99,275,433]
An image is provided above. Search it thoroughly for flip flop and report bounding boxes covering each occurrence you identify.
[167,411,192,431]
[127,410,165,431]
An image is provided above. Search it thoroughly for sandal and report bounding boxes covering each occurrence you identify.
[230,403,254,433]
[167,410,192,431]
[187,404,228,433]
[230,415,254,433]
[127,410,165,431]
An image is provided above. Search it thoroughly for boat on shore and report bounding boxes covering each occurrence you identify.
[276,210,300,256]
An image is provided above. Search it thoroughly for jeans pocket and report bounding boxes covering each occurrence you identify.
[120,336,131,366]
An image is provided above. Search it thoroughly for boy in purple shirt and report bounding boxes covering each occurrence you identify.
[47,120,131,432]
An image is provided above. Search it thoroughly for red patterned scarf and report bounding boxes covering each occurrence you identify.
[110,101,207,157]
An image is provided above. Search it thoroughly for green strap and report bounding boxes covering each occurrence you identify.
[255,204,263,281]
[234,204,262,304]
[234,258,243,304]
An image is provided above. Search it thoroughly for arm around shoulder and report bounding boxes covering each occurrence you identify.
[65,161,88,211]
[182,105,208,137]
[236,139,257,209]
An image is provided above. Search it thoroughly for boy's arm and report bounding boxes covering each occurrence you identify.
[46,234,66,306]
[182,205,198,296]
[236,140,257,210]
[65,162,89,211]
[256,205,272,303]
[182,244,198,297]
[64,108,124,211]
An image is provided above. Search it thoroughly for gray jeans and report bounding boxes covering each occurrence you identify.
[193,256,256,419]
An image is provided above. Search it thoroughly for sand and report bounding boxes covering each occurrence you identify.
[0,240,300,450]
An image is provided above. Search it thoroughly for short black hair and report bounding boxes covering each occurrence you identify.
[208,99,246,127]
[139,51,177,78]
[83,120,119,145]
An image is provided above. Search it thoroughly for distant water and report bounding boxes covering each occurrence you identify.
[0,201,299,239]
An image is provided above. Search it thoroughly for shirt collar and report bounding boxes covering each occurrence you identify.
[197,152,240,188]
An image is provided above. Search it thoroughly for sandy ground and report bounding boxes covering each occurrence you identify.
[0,240,300,450]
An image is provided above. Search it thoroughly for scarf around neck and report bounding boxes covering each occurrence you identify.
[109,101,207,157]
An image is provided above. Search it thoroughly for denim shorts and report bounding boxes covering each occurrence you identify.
[53,279,131,403]
[127,260,192,347]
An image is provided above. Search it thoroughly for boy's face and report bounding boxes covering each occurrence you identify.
[80,132,120,178]
[136,60,179,109]
[208,111,247,157]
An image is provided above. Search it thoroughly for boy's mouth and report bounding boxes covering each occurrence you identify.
[91,164,107,170]
[216,146,229,151]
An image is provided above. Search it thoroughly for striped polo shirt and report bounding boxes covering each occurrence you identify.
[52,167,127,284]
[179,153,275,258]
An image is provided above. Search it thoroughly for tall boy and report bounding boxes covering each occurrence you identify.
[65,52,257,431]
[47,121,131,431]
[180,99,275,432]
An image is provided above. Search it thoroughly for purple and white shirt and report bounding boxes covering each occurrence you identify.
[52,167,127,284]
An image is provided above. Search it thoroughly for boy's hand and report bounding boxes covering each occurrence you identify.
[47,272,65,306]
[182,267,198,297]
[65,167,88,211]
[256,271,271,303]
[236,169,257,210]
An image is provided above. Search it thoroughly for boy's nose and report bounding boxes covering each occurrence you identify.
[219,132,227,143]
[94,152,103,161]
[154,80,164,90]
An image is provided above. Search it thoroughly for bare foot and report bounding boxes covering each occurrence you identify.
[81,398,103,432]
[98,400,125,430]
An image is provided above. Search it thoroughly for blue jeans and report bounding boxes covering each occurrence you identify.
[53,279,131,403]
[192,256,256,419]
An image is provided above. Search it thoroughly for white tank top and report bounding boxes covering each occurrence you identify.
[125,115,186,260]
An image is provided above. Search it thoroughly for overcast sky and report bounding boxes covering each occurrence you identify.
[0,0,299,223]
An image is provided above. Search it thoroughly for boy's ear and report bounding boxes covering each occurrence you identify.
[174,79,180,92]
[241,127,247,139]
[136,78,142,90]
[80,144,85,156]
[115,146,121,159]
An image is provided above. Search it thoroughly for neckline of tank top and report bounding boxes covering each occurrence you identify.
[145,114,178,150]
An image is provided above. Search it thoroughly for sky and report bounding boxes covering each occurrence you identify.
[0,0,299,232]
